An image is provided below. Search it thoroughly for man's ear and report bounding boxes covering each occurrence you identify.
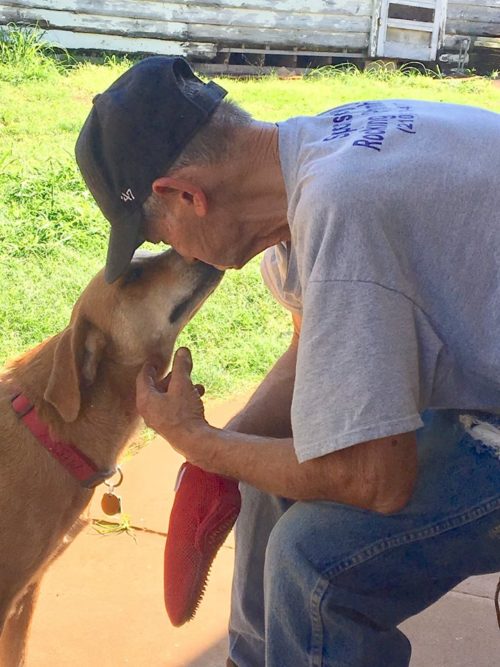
[44,318,106,423]
[152,176,208,218]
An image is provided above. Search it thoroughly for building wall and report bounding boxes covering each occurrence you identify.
[0,0,374,58]
[0,0,498,62]
[443,1,499,64]
[446,0,499,38]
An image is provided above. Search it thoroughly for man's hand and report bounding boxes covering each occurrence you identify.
[136,347,209,458]
[136,345,417,512]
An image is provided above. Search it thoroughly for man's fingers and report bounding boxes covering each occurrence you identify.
[138,361,161,392]
[170,347,193,387]
[176,347,193,373]
[136,362,165,416]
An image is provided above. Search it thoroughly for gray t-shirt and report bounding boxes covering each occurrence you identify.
[261,99,500,463]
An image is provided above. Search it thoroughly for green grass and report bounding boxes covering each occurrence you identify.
[1,26,500,400]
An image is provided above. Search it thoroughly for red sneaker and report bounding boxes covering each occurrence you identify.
[164,462,241,626]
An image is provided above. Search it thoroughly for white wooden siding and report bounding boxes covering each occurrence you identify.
[0,0,373,56]
[444,1,499,64]
[446,0,500,37]
[0,0,498,60]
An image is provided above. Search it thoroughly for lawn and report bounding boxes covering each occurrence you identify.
[1,28,500,399]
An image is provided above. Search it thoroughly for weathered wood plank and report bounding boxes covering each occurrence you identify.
[370,0,382,57]
[38,28,217,56]
[434,0,447,54]
[447,0,500,7]
[386,27,432,45]
[443,32,471,47]
[195,63,363,77]
[387,0,437,8]
[383,41,432,59]
[447,4,500,22]
[1,0,375,19]
[476,35,500,47]
[387,18,435,32]
[3,6,370,34]
[443,33,500,48]
[446,20,500,36]
[0,6,370,48]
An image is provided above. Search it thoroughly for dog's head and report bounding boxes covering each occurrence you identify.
[44,249,223,422]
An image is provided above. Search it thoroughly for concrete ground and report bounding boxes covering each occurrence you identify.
[26,392,500,666]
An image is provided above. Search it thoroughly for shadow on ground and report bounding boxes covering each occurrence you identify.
[187,635,228,667]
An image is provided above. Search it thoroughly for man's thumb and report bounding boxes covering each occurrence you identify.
[173,347,193,375]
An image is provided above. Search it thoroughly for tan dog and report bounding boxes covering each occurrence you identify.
[0,249,223,666]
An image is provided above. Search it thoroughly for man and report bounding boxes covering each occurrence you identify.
[76,56,500,666]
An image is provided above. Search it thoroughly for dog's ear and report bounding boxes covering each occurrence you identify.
[81,326,107,386]
[44,318,106,423]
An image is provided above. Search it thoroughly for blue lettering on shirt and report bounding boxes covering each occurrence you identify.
[322,101,417,152]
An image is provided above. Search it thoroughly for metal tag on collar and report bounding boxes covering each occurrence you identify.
[101,467,124,515]
[82,466,119,489]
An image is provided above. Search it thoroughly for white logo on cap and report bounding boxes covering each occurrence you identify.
[120,188,135,202]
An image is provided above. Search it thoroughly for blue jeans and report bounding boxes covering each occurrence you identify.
[228,410,500,666]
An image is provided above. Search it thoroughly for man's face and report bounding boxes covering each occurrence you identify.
[144,204,255,270]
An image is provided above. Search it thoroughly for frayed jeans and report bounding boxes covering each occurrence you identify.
[228,410,500,666]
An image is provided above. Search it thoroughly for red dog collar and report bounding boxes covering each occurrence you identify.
[11,393,116,488]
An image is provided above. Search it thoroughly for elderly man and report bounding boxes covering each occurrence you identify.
[76,56,500,667]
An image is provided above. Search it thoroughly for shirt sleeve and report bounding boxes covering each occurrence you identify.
[260,245,302,314]
[292,279,443,462]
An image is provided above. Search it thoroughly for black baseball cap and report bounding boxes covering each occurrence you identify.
[75,56,227,282]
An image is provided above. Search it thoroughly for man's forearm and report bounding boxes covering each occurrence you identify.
[187,426,416,511]
[185,327,416,510]
[137,346,417,512]
[192,429,315,499]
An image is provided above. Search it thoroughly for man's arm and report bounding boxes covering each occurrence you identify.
[137,313,418,514]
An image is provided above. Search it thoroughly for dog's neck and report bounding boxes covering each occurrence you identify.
[5,334,143,474]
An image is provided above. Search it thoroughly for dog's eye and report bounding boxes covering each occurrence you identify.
[123,266,144,284]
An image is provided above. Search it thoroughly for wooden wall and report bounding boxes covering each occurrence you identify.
[443,1,499,63]
[446,0,499,37]
[0,1,497,64]
[0,0,373,58]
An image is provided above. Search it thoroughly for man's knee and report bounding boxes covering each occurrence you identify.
[264,502,349,580]
[264,499,391,584]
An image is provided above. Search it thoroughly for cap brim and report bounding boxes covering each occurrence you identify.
[104,210,144,283]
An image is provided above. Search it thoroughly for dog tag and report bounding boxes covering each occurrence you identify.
[101,492,122,516]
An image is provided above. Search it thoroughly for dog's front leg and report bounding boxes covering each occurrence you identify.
[0,517,89,667]
[0,580,41,667]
